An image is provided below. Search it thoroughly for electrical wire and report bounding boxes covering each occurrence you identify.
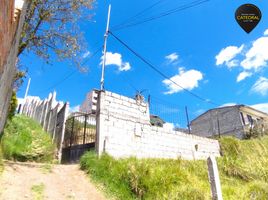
[112,0,210,31]
[109,31,219,106]
[111,0,167,30]
[38,46,103,93]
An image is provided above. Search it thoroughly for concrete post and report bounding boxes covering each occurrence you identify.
[207,156,223,200]
[58,102,69,163]
[96,91,106,157]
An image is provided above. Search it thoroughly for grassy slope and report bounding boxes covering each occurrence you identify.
[80,136,268,200]
[219,137,268,200]
[1,115,55,162]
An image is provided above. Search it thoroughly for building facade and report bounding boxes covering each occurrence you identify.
[190,105,268,139]
[79,89,99,114]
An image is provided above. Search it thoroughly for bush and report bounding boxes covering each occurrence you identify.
[246,182,268,199]
[80,152,210,200]
[219,136,268,182]
[1,115,55,162]
[81,136,268,200]
[7,90,18,120]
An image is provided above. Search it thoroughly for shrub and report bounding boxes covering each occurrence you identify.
[7,90,18,120]
[80,152,210,200]
[246,182,268,199]
[81,136,268,200]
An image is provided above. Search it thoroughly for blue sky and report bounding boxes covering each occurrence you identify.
[17,0,268,127]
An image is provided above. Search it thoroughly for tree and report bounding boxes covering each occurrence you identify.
[7,91,18,120]
[18,0,95,69]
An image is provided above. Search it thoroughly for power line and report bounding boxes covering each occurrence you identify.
[112,0,210,31]
[109,31,219,106]
[38,46,102,93]
[111,0,167,30]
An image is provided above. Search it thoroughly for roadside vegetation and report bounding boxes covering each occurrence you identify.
[0,148,3,173]
[31,183,45,200]
[80,136,268,200]
[1,115,55,162]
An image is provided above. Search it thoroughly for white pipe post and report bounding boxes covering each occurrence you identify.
[100,4,111,91]
[24,77,31,100]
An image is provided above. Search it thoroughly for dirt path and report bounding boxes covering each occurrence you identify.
[0,161,106,200]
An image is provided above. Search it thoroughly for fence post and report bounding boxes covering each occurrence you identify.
[96,91,106,157]
[83,115,88,144]
[207,156,223,200]
[52,104,59,141]
[70,116,75,147]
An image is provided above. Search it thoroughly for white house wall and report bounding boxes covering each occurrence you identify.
[96,91,220,160]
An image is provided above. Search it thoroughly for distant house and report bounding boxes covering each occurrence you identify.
[190,105,268,139]
[80,89,99,114]
[150,115,165,127]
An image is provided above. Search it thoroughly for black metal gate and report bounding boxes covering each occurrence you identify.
[61,112,96,163]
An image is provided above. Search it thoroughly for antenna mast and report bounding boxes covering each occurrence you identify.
[100,4,111,91]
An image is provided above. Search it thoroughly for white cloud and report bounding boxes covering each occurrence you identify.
[218,102,268,114]
[215,45,244,68]
[165,53,179,63]
[236,71,253,82]
[69,105,80,113]
[219,103,237,107]
[251,77,268,96]
[163,68,203,94]
[251,103,268,114]
[119,62,131,71]
[82,51,90,58]
[215,30,268,84]
[240,36,268,70]
[163,122,175,131]
[195,109,205,116]
[101,52,131,72]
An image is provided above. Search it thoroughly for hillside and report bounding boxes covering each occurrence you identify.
[1,115,55,162]
[80,136,268,200]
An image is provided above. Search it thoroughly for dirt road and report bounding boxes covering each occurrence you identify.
[0,161,106,200]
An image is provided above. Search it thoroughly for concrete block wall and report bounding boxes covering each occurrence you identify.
[191,107,245,139]
[96,91,220,160]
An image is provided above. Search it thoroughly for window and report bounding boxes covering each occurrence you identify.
[240,112,245,125]
[247,115,253,125]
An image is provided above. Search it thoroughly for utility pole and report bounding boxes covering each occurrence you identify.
[24,77,31,100]
[185,106,191,134]
[100,4,111,91]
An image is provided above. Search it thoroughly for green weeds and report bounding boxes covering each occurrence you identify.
[80,136,268,200]
[1,115,55,162]
[31,183,45,200]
